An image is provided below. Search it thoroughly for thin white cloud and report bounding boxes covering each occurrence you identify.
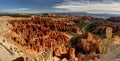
[53,0,120,14]
[7,8,28,11]
[1,8,29,13]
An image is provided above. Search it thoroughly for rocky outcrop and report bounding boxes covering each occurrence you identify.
[87,21,120,35]
[79,54,99,61]
[2,16,119,61]
[76,32,101,54]
[106,17,120,22]
[8,19,70,58]
[118,31,120,37]
[72,16,92,23]
[31,16,80,33]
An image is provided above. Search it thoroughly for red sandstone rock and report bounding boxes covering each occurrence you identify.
[76,33,101,53]
[8,19,70,58]
[69,48,75,58]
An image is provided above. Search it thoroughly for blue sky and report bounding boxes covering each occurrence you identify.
[0,0,120,14]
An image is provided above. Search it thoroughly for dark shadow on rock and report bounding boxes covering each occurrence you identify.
[12,57,24,61]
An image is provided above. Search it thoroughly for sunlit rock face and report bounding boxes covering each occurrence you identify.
[76,32,101,54]
[113,36,120,45]
[1,16,119,61]
[113,31,120,45]
[69,48,75,58]
[53,56,60,61]
[8,18,70,58]
[106,27,113,38]
[31,16,80,33]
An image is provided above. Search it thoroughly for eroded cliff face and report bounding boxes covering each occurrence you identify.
[6,17,77,58]
[0,16,100,61]
[76,32,101,54]
[87,21,120,34]
[31,16,80,33]
[0,16,30,61]
[0,16,80,61]
[72,16,93,23]
[106,16,120,22]
[0,16,120,61]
